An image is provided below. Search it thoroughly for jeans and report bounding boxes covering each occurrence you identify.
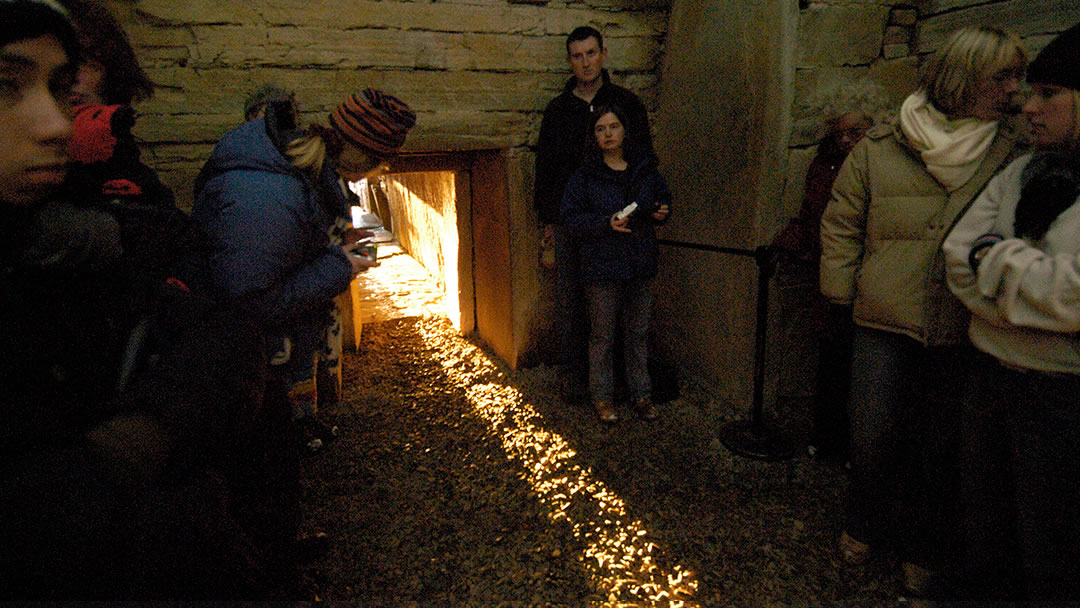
[958,353,1080,601]
[584,278,652,404]
[844,326,965,570]
[555,225,588,390]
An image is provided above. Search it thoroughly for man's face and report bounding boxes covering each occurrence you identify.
[567,36,606,87]
[0,34,74,206]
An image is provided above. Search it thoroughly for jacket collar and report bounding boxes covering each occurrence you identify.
[561,68,613,95]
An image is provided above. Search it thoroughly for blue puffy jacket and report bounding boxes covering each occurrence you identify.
[560,152,671,282]
[191,118,352,361]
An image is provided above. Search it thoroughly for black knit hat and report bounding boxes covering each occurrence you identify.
[1027,21,1080,92]
[1,0,79,60]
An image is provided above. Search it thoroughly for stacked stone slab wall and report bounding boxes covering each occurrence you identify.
[105,0,672,211]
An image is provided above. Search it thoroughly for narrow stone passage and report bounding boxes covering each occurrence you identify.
[299,244,896,605]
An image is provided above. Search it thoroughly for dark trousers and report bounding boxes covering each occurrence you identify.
[554,225,588,391]
[811,302,854,459]
[844,326,965,570]
[958,353,1080,601]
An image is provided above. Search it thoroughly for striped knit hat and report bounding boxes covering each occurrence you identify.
[329,89,416,156]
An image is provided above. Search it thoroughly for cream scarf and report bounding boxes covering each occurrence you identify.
[899,91,999,192]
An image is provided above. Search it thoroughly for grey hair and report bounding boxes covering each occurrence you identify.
[808,78,893,136]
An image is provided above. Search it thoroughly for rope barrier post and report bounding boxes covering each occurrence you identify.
[655,238,795,460]
[716,246,795,460]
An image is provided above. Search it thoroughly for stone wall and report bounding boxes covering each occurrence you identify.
[102,0,1080,399]
[106,0,672,210]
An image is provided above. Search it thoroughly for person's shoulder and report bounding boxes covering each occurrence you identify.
[865,122,896,141]
[542,78,579,109]
[604,81,645,106]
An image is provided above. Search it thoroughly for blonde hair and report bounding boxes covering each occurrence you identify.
[285,133,328,177]
[922,26,1028,116]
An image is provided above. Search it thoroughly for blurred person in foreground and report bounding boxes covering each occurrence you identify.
[0,0,272,598]
[59,0,175,209]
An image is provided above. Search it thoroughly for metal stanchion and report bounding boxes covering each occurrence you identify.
[657,239,795,461]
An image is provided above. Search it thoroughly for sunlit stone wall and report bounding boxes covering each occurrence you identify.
[106,0,672,210]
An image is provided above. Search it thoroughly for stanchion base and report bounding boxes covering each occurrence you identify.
[719,420,796,461]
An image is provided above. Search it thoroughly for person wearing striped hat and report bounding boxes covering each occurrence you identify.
[192,89,415,454]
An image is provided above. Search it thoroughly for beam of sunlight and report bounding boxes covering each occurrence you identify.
[412,318,699,605]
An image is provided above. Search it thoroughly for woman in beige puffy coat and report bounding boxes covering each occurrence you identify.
[819,26,1027,598]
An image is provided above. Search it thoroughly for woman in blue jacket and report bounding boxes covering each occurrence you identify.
[193,89,415,451]
[561,104,671,423]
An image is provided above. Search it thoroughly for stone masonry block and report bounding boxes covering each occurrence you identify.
[253,0,668,37]
[883,43,911,59]
[796,4,891,67]
[884,25,912,45]
[919,0,1080,54]
[889,8,918,26]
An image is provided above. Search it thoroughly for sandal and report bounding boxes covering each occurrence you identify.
[634,396,658,420]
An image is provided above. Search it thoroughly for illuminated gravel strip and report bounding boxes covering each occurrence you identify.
[413,317,699,605]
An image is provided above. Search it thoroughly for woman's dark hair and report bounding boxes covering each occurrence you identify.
[585,104,634,161]
[1,0,80,62]
[60,0,153,104]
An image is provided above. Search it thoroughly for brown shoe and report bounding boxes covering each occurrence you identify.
[634,396,658,420]
[839,531,870,565]
[594,401,618,423]
[902,561,937,598]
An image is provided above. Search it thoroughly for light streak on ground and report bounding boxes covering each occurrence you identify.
[412,317,699,605]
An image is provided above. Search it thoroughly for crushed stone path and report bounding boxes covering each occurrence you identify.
[299,242,897,605]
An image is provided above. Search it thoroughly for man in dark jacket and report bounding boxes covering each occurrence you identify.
[534,26,654,402]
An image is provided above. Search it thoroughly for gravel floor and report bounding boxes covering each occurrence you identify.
[299,247,899,606]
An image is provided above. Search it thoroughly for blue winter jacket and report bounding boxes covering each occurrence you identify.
[561,153,671,282]
[191,119,352,361]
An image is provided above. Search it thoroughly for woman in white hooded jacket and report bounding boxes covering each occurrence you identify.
[943,21,1080,602]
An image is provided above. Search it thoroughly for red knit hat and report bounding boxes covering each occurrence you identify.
[329,89,416,156]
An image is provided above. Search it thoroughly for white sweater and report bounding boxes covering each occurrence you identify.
[943,153,1080,374]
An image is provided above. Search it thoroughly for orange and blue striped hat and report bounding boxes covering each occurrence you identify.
[329,88,416,156]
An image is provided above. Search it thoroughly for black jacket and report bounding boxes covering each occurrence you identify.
[534,70,653,225]
[561,151,671,282]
